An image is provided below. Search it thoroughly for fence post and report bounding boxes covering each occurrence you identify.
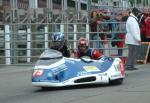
[60,24,64,33]
[44,26,48,48]
[27,28,31,63]
[5,25,11,65]
[86,23,89,39]
[73,24,77,48]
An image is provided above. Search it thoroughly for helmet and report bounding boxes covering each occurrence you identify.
[78,37,89,47]
[51,32,65,50]
[51,32,65,42]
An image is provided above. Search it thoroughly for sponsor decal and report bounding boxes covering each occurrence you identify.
[116,59,120,62]
[113,61,125,76]
[77,71,91,76]
[83,66,100,72]
[111,74,121,78]
[51,64,67,75]
[98,73,107,76]
[114,64,120,72]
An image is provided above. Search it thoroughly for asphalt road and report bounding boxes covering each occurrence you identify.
[0,64,150,103]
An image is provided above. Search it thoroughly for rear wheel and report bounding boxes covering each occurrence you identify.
[109,78,124,85]
[41,87,50,90]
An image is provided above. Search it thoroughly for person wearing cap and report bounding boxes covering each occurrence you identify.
[125,8,141,70]
[71,37,103,60]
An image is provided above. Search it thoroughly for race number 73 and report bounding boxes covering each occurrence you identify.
[33,70,44,77]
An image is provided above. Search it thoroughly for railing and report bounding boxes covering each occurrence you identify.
[0,4,131,65]
[0,21,127,65]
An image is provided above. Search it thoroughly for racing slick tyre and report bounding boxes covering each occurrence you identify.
[109,78,124,85]
[41,87,51,90]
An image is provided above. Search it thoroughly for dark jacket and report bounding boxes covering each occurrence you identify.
[51,42,70,57]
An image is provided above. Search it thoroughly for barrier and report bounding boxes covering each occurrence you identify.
[0,1,130,65]
[0,22,128,65]
[136,42,150,64]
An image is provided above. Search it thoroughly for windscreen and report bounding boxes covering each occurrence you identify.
[35,49,63,65]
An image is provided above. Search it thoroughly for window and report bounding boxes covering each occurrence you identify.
[67,0,75,7]
[92,0,98,3]
[53,0,61,4]
[81,3,87,10]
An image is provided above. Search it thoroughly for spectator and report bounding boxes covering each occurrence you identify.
[90,10,111,49]
[71,37,103,60]
[90,11,101,39]
[122,8,131,22]
[144,9,150,41]
[51,32,70,57]
[138,7,149,42]
[90,10,103,48]
[111,12,125,57]
[125,8,141,70]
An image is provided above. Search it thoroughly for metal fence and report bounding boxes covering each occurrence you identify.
[0,0,130,65]
[0,21,128,65]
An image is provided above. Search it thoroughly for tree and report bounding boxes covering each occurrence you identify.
[128,0,134,6]
[143,0,148,6]
[128,0,149,7]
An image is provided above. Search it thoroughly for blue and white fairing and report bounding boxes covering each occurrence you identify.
[32,49,125,87]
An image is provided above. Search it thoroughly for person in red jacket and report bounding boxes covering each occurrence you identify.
[138,7,150,41]
[145,16,150,41]
[71,37,103,60]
